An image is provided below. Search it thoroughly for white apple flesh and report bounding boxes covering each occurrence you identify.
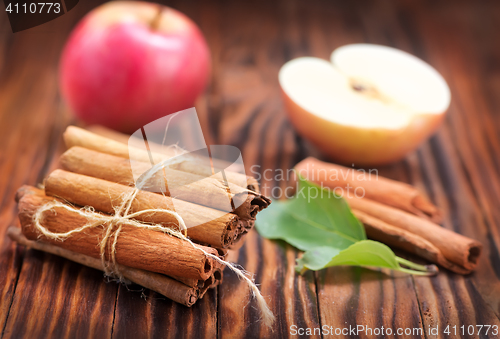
[59,1,210,132]
[279,44,451,165]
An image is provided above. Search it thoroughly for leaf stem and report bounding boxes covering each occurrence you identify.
[396,267,432,276]
[396,256,438,276]
[396,257,428,270]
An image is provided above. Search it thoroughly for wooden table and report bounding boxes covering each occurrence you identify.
[1,0,500,338]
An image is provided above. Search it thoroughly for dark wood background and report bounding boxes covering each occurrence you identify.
[1,0,500,338]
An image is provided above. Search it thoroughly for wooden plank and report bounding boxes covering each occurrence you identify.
[413,272,500,339]
[403,0,500,324]
[200,1,321,337]
[393,132,500,338]
[219,230,320,339]
[343,4,500,339]
[295,2,427,338]
[0,1,119,337]
[317,267,425,339]
[112,286,217,339]
[0,41,66,338]
[3,251,117,339]
[1,114,120,339]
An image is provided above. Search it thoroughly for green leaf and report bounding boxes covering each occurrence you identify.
[296,241,399,272]
[256,176,433,275]
[256,179,364,249]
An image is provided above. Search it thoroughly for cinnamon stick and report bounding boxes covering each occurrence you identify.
[295,157,442,223]
[64,126,260,193]
[198,275,216,299]
[7,226,199,307]
[345,195,482,274]
[170,275,207,289]
[211,267,224,288]
[88,125,244,179]
[171,252,226,290]
[59,147,269,221]
[44,170,241,249]
[17,186,218,280]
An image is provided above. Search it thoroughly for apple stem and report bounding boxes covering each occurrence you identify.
[150,6,163,30]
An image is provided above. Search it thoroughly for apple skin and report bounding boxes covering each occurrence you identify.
[59,1,210,132]
[282,90,445,166]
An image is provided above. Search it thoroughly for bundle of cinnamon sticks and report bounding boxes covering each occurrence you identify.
[295,157,482,274]
[9,126,270,307]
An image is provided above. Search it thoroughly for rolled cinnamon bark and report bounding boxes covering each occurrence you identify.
[198,275,216,299]
[64,126,260,193]
[44,170,240,249]
[172,276,205,289]
[7,227,199,307]
[88,125,243,178]
[228,233,248,251]
[17,186,218,281]
[59,147,269,221]
[345,195,482,274]
[212,268,223,287]
[171,252,226,290]
[295,157,442,223]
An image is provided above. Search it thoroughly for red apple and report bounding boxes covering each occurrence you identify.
[59,1,210,132]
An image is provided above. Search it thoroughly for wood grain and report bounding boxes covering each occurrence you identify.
[112,286,217,339]
[0,26,70,339]
[2,250,116,339]
[1,0,500,338]
[345,3,500,339]
[218,230,320,339]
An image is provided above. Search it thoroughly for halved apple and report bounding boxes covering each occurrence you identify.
[279,44,451,165]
